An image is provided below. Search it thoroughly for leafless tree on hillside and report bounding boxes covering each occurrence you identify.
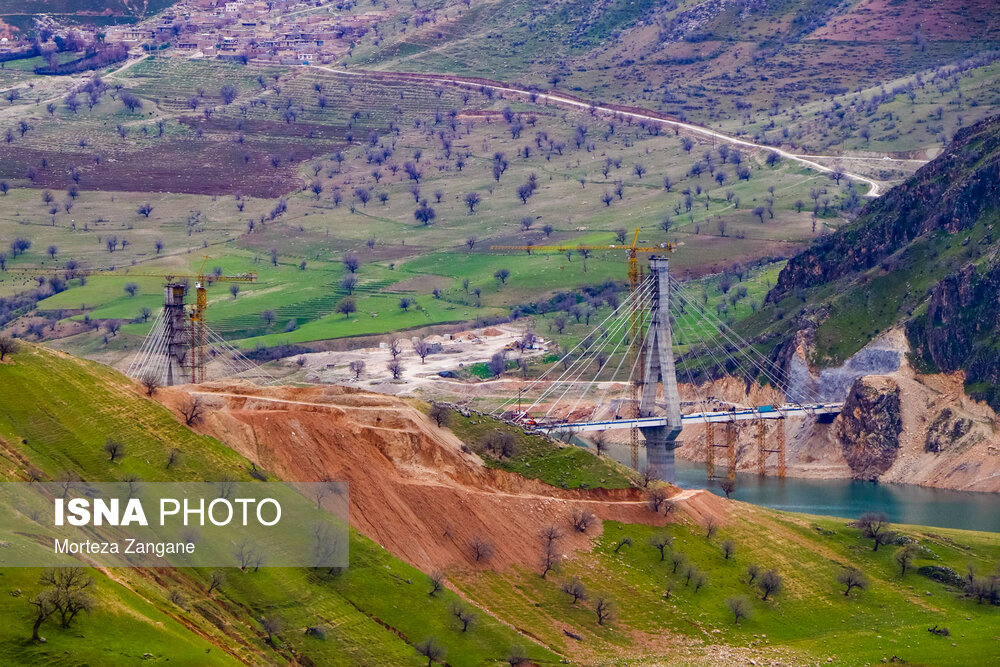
[348,360,365,380]
[571,508,596,533]
[0,334,21,361]
[561,577,587,604]
[140,372,161,397]
[594,595,614,625]
[470,536,494,563]
[179,396,204,426]
[449,601,477,632]
[103,437,125,462]
[838,567,868,597]
[207,570,226,594]
[259,615,281,645]
[647,487,668,514]
[429,570,445,596]
[428,403,451,428]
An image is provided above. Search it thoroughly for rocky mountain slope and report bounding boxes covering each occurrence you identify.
[673,119,1000,489]
[761,114,1000,406]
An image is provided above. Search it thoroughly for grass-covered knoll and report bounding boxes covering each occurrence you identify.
[454,506,1000,665]
[446,408,635,489]
[0,344,557,666]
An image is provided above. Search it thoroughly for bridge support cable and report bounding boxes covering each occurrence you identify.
[537,291,648,420]
[203,324,275,384]
[126,309,167,379]
[671,279,826,406]
[539,282,655,420]
[670,281,826,406]
[668,287,733,476]
[563,287,656,423]
[489,278,653,418]
[671,282,792,400]
[591,321,653,423]
[493,279,654,419]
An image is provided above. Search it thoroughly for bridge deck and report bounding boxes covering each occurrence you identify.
[533,404,843,434]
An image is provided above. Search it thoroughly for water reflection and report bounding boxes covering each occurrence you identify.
[597,441,1000,533]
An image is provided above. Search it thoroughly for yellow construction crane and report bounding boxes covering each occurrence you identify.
[490,227,674,292]
[491,228,675,467]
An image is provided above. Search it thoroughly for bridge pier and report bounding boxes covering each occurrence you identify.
[638,256,683,481]
[162,282,190,386]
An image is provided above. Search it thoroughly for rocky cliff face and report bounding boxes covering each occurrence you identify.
[908,260,1000,409]
[756,113,1000,409]
[833,376,903,480]
[770,115,1000,300]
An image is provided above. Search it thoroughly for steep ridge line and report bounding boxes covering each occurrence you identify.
[306,64,890,197]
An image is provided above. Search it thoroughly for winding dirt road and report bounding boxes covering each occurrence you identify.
[312,64,891,197]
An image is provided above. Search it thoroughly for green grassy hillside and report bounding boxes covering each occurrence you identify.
[1,343,998,665]
[0,344,557,666]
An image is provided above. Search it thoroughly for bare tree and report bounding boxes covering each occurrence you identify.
[179,396,204,426]
[259,615,282,645]
[758,569,782,601]
[561,577,587,604]
[838,567,868,597]
[894,544,919,576]
[343,253,361,273]
[470,536,494,563]
[416,636,446,666]
[0,334,21,361]
[38,568,94,629]
[592,430,609,456]
[705,519,718,539]
[746,563,761,585]
[719,478,736,499]
[571,508,596,533]
[30,589,58,641]
[721,539,735,560]
[414,339,432,363]
[594,596,614,625]
[539,539,560,579]
[428,403,451,428]
[725,595,751,625]
[349,359,366,380]
[649,533,673,561]
[337,298,356,318]
[140,372,161,397]
[388,337,402,359]
[853,512,893,551]
[648,487,668,513]
[386,359,404,380]
[207,570,226,594]
[166,448,181,469]
[505,645,528,666]
[670,550,687,574]
[429,570,445,596]
[103,437,125,462]
[449,601,477,632]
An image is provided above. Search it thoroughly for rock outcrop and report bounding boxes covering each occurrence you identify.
[834,376,903,480]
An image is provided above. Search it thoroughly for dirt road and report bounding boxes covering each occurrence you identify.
[311,64,891,197]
